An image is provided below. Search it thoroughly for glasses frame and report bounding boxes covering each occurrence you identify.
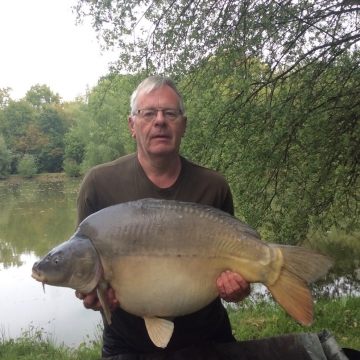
[134,108,183,122]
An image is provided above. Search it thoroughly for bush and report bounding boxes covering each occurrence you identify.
[17,155,38,178]
[63,158,81,177]
[0,135,12,178]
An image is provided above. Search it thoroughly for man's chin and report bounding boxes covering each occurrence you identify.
[149,145,177,156]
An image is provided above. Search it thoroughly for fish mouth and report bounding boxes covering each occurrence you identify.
[31,270,45,282]
[31,270,47,292]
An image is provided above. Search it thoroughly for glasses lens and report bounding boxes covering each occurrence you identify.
[138,109,182,121]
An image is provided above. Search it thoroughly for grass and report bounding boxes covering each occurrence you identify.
[229,296,360,351]
[0,324,102,360]
[1,297,359,359]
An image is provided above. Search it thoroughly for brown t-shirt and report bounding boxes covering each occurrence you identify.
[76,153,236,356]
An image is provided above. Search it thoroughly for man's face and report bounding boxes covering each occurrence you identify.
[128,85,187,159]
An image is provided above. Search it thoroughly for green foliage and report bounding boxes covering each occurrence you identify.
[0,86,68,174]
[69,73,140,172]
[25,84,61,109]
[0,100,35,144]
[0,135,12,178]
[179,53,360,244]
[15,122,50,155]
[0,87,12,110]
[64,130,86,165]
[63,158,81,177]
[17,155,38,178]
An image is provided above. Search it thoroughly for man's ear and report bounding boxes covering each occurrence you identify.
[128,115,136,138]
[183,116,188,136]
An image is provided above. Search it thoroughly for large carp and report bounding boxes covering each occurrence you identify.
[32,199,333,348]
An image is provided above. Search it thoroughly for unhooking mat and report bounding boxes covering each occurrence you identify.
[100,329,360,360]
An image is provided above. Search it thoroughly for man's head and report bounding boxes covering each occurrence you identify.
[128,76,187,160]
[130,76,185,116]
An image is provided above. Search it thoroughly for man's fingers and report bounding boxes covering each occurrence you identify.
[75,287,119,311]
[224,270,241,293]
[217,270,251,303]
[75,290,85,300]
[107,287,120,311]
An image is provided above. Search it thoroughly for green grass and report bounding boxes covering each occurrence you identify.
[229,296,360,351]
[1,297,359,358]
[0,324,102,360]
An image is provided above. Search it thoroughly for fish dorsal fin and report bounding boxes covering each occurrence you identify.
[144,316,174,348]
[96,281,112,325]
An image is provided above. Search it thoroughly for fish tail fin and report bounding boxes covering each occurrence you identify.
[267,245,334,326]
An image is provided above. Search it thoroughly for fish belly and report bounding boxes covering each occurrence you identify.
[107,255,234,318]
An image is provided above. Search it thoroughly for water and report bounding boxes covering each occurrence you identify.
[0,177,101,346]
[1,177,359,345]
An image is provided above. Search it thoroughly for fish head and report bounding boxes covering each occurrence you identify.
[32,235,102,294]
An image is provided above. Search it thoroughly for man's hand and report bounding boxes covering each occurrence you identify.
[216,270,250,303]
[75,287,119,311]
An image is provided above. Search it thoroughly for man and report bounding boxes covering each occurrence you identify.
[75,76,250,357]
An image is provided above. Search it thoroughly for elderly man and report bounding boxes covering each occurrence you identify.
[75,75,250,357]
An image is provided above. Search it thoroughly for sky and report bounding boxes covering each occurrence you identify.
[0,0,118,102]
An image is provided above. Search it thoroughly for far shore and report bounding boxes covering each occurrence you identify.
[2,173,83,182]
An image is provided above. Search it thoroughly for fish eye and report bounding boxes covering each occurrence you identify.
[52,257,60,266]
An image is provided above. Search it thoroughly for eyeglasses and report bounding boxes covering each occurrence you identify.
[134,108,183,122]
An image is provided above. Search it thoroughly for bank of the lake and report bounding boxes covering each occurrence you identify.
[1,296,359,359]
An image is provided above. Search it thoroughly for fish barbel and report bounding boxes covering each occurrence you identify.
[32,199,334,348]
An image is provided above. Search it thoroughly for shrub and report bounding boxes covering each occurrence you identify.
[17,155,38,178]
[0,135,12,178]
[63,158,81,177]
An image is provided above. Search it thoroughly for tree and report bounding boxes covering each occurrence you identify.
[67,73,139,173]
[74,0,360,76]
[0,135,12,178]
[0,100,35,141]
[73,0,360,245]
[25,84,61,109]
[0,87,12,110]
[15,122,50,155]
[36,105,68,172]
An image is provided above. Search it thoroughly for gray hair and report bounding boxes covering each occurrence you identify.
[130,75,185,116]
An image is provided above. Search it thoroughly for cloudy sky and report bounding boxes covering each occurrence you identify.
[0,0,118,102]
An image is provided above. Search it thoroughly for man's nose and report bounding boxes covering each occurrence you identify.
[154,110,166,125]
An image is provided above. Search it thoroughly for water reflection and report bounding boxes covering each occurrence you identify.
[309,236,360,299]
[0,178,80,262]
[0,177,100,346]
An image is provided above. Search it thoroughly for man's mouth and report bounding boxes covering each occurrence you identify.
[152,134,169,139]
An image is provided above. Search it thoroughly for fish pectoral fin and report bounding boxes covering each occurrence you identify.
[144,316,174,348]
[267,268,313,326]
[96,281,112,325]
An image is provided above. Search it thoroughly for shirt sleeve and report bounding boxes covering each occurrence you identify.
[75,170,98,229]
[221,185,235,216]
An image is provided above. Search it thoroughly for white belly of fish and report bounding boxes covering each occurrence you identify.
[105,255,226,318]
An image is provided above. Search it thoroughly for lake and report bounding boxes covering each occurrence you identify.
[0,176,100,346]
[1,176,359,346]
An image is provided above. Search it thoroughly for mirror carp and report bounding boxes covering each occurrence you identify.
[32,199,334,348]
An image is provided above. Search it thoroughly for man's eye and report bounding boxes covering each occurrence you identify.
[164,111,177,118]
[143,110,155,117]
